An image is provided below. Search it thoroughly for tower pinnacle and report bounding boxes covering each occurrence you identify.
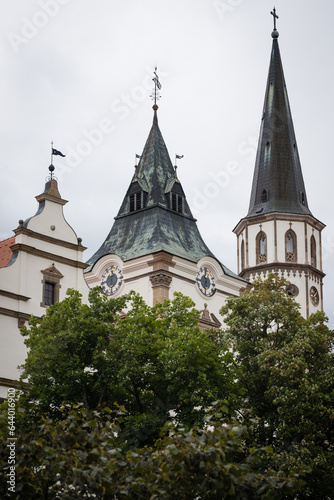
[150,67,162,111]
[270,6,279,38]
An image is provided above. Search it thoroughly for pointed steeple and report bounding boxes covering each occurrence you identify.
[246,16,312,218]
[116,110,192,217]
[87,105,239,279]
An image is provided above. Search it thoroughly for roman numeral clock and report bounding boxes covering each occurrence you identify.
[100,265,123,295]
[196,267,216,297]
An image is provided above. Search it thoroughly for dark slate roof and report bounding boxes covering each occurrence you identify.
[86,110,242,280]
[246,30,312,218]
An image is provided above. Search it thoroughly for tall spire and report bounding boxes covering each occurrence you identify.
[246,9,312,218]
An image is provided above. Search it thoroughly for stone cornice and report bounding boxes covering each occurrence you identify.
[0,377,23,389]
[147,251,176,270]
[234,212,325,235]
[0,289,30,302]
[35,193,68,205]
[0,306,33,322]
[125,269,241,298]
[14,227,86,252]
[240,262,325,279]
[10,243,88,270]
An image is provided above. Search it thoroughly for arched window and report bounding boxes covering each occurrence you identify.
[256,231,267,264]
[241,239,245,271]
[310,235,317,267]
[285,230,297,262]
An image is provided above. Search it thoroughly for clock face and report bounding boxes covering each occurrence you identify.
[309,286,319,306]
[196,267,216,297]
[286,283,299,297]
[100,265,123,295]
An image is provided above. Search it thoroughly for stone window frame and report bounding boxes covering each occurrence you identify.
[285,229,297,263]
[256,231,267,264]
[310,235,317,268]
[41,265,64,308]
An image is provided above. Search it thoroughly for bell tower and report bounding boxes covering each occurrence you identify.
[85,69,248,325]
[233,9,325,318]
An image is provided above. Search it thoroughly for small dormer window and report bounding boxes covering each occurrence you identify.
[171,192,183,213]
[300,192,305,206]
[261,190,268,203]
[129,192,142,212]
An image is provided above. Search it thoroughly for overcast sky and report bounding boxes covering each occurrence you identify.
[1,0,333,326]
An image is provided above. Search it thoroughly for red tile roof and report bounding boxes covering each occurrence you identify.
[0,236,15,268]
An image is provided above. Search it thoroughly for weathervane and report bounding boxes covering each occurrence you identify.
[48,141,66,181]
[174,154,184,179]
[270,6,279,33]
[150,66,162,108]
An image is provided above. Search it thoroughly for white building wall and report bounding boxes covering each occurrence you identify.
[0,180,89,396]
[0,316,27,383]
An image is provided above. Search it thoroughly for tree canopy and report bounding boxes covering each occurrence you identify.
[0,404,303,500]
[1,276,333,498]
[19,288,238,446]
[220,274,334,499]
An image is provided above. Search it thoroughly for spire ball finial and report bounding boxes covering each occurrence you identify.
[270,6,279,37]
[48,164,55,180]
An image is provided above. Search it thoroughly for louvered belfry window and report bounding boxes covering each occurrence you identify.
[129,192,142,212]
[171,193,183,213]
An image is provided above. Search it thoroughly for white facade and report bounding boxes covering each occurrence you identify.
[85,251,248,329]
[0,179,89,401]
[234,213,325,318]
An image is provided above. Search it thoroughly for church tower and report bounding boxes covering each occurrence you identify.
[233,10,325,318]
[85,72,247,326]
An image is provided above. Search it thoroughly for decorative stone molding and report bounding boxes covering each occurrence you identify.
[10,243,88,269]
[199,303,222,329]
[149,272,172,304]
[149,273,172,288]
[40,265,64,307]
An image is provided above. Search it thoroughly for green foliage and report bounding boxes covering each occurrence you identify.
[0,405,303,499]
[220,274,334,499]
[7,277,333,498]
[19,289,238,446]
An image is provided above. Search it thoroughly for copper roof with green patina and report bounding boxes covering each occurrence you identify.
[86,110,242,281]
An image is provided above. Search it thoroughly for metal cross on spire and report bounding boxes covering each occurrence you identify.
[150,66,162,109]
[270,6,279,30]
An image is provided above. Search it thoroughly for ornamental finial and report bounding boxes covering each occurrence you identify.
[150,66,162,111]
[270,6,279,38]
